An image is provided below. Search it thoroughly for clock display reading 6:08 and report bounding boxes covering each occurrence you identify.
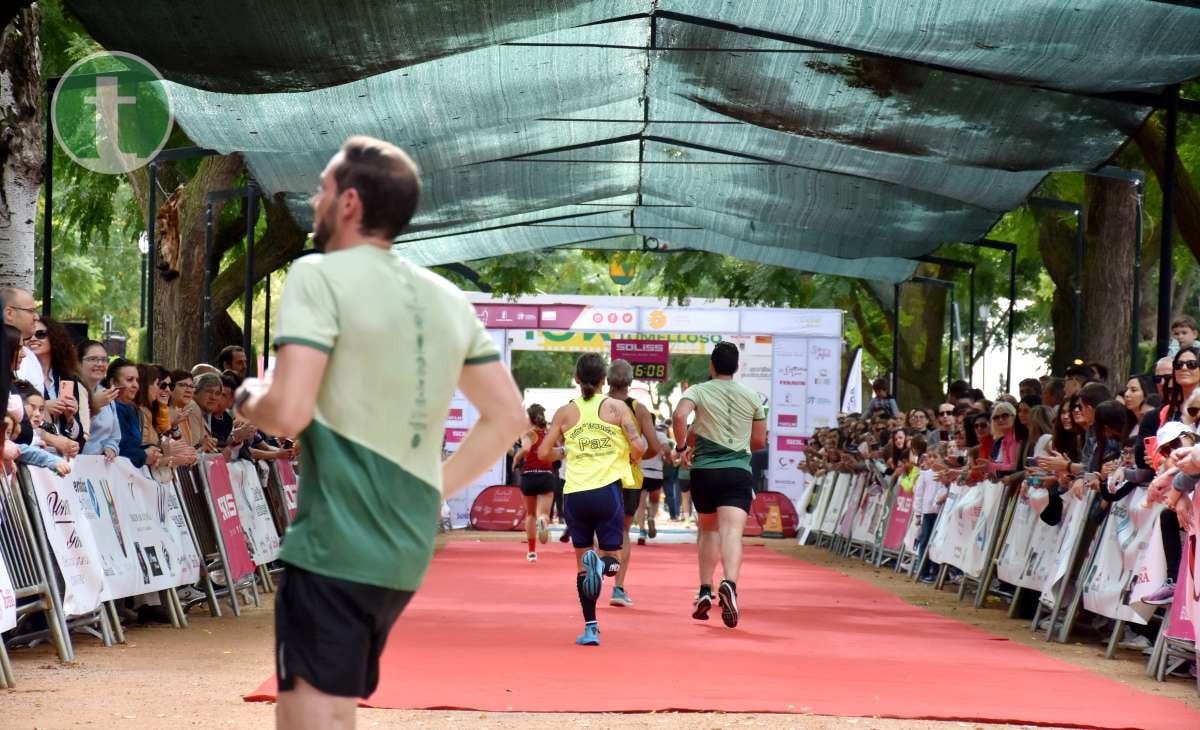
[633,362,667,381]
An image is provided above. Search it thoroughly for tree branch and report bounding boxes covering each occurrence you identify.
[210,192,308,311]
[1134,115,1200,263]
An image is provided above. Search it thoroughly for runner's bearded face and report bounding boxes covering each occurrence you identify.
[309,156,342,251]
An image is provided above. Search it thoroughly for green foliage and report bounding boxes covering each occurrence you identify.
[509,351,579,390]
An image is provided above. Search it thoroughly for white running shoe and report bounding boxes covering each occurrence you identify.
[526,551,537,563]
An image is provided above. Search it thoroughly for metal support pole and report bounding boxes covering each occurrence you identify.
[892,283,901,404]
[1156,85,1180,359]
[242,188,257,374]
[146,162,158,361]
[1007,246,1016,393]
[1073,215,1083,361]
[968,267,976,386]
[41,81,54,318]
[139,254,147,328]
[203,203,214,362]
[264,272,271,369]
[1132,177,1144,371]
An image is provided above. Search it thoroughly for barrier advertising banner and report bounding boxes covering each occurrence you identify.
[1081,491,1163,624]
[1167,555,1195,642]
[276,459,298,522]
[1014,490,1092,605]
[27,466,106,616]
[836,476,865,539]
[0,538,16,632]
[849,480,888,546]
[925,485,965,566]
[818,473,851,536]
[996,493,1040,586]
[70,456,203,600]
[881,482,916,552]
[927,482,1005,577]
[203,458,256,584]
[226,460,282,565]
[444,329,508,528]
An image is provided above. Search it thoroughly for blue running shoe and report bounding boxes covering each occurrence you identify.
[581,549,603,600]
[610,586,634,607]
[575,622,600,646]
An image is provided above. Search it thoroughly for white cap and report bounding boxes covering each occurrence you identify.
[1155,421,1193,450]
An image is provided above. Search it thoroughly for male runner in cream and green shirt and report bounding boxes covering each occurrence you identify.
[672,341,767,629]
[236,136,527,730]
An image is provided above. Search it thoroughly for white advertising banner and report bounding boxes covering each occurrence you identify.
[27,466,106,616]
[996,493,1040,586]
[642,307,740,334]
[444,329,509,528]
[850,479,889,545]
[1009,490,1092,605]
[841,347,863,415]
[0,548,15,633]
[225,460,282,565]
[819,473,852,536]
[805,339,840,432]
[836,476,865,538]
[1081,490,1162,624]
[927,481,1005,577]
[925,485,965,566]
[68,457,203,599]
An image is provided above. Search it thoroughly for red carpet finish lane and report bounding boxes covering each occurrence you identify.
[248,541,1200,729]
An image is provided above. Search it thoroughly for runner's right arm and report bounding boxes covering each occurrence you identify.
[442,361,528,497]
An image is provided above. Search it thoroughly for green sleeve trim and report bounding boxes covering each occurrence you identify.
[753,416,767,421]
[273,336,333,354]
[464,353,501,366]
[678,395,697,404]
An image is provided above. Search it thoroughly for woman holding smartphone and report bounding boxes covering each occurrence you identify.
[26,317,87,454]
[78,340,121,462]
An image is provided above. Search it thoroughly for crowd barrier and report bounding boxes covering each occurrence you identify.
[0,454,296,687]
[799,467,1199,683]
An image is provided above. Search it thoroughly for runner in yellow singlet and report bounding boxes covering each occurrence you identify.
[604,359,659,607]
[538,354,647,645]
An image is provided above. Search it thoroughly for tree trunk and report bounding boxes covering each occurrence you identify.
[0,6,42,290]
[1080,175,1137,390]
[1034,207,1077,375]
[895,266,948,410]
[148,153,244,368]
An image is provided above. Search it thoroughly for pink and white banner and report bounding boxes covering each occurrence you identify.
[835,476,865,539]
[0,523,16,632]
[276,459,298,522]
[1166,556,1194,642]
[203,457,255,584]
[849,480,889,546]
[881,482,918,553]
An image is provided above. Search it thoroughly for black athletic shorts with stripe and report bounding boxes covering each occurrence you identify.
[689,467,754,514]
[275,563,413,698]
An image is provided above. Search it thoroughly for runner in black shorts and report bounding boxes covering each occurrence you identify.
[235,137,527,729]
[672,342,766,629]
[514,404,557,562]
[637,422,671,543]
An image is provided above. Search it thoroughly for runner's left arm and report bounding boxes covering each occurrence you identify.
[615,402,647,462]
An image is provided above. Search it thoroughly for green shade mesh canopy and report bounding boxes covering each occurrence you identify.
[68,1,1200,283]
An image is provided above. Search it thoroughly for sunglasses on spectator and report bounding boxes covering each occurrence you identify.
[938,409,954,416]
[991,413,1013,421]
[1175,360,1200,371]
[30,330,48,340]
[1154,374,1173,384]
[158,380,172,389]
[974,421,989,429]
[1189,407,1200,418]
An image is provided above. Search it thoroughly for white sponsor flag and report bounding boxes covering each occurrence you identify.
[840,347,863,415]
[27,467,106,616]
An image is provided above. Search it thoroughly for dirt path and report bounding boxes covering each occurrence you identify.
[1,530,1195,729]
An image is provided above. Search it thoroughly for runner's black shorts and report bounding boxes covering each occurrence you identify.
[563,481,624,551]
[689,467,754,514]
[519,471,556,497]
[678,477,690,493]
[641,476,663,492]
[622,486,641,517]
[275,563,414,698]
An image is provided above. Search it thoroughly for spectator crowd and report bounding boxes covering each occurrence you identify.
[803,315,1200,677]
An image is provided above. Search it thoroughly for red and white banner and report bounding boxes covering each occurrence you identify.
[27,466,106,616]
[203,457,255,584]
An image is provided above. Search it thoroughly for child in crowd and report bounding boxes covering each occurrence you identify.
[6,402,70,476]
[909,437,945,582]
[1171,315,1198,353]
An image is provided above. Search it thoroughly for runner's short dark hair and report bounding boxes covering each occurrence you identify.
[711,341,739,376]
[335,136,421,239]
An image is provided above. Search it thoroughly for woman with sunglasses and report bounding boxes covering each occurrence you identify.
[1163,346,1200,423]
[988,401,1021,479]
[24,317,86,457]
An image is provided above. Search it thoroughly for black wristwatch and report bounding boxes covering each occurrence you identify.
[676,444,689,452]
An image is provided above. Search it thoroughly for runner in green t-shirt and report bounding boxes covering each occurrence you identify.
[235,136,527,730]
[671,342,766,629]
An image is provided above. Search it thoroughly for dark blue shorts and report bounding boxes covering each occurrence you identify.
[563,481,624,551]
